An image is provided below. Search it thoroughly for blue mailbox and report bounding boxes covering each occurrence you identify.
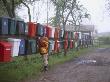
[19,39,25,56]
[0,17,9,35]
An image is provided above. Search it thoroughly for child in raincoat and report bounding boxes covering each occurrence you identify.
[39,36,49,71]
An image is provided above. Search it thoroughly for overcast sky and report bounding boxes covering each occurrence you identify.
[80,0,110,33]
[17,0,110,33]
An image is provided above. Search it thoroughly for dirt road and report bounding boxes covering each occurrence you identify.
[25,48,110,82]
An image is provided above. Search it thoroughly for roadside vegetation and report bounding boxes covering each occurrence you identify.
[98,37,110,48]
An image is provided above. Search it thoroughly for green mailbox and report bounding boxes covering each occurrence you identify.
[29,39,37,54]
[8,18,16,35]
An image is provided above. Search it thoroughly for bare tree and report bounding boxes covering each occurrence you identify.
[20,0,31,22]
[51,0,90,30]
[51,0,76,29]
[68,1,90,32]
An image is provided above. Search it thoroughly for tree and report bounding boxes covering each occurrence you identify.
[49,16,58,26]
[105,0,110,15]
[1,0,38,20]
[51,0,77,56]
[18,0,40,21]
[1,0,22,18]
[51,0,90,28]
[0,0,8,16]
[20,0,31,21]
[51,0,76,29]
[69,1,90,31]
[51,0,90,55]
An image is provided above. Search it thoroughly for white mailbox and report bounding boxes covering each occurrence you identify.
[7,38,21,57]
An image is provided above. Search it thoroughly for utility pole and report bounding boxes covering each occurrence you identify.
[47,0,49,26]
[33,1,35,21]
[36,1,40,23]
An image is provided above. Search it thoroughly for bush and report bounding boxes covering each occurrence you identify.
[98,37,110,44]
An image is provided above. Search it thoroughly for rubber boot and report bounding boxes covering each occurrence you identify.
[44,65,48,71]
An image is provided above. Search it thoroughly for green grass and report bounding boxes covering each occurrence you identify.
[98,44,110,48]
[0,55,43,82]
[0,47,94,82]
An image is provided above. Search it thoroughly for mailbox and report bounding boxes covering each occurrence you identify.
[0,41,12,62]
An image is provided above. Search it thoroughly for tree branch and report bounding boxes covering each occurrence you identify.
[12,0,15,17]
[21,0,31,22]
[64,0,76,26]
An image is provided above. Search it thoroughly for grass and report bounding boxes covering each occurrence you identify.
[98,44,110,48]
[0,47,94,82]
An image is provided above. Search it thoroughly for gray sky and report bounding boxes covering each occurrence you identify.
[17,0,110,33]
[80,0,110,33]
[17,0,55,23]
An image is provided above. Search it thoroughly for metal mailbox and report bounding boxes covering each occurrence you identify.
[0,41,12,62]
[0,17,8,35]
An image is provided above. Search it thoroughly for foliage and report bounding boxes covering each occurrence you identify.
[49,16,58,26]
[50,0,90,29]
[105,0,110,14]
[70,2,90,24]
[98,37,110,44]
[0,0,8,16]
[1,0,22,17]
[0,0,38,18]
[69,1,90,31]
[51,0,77,27]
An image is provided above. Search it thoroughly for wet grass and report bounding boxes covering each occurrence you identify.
[99,44,110,48]
[0,55,43,82]
[0,47,94,82]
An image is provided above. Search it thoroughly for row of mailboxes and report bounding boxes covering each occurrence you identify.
[0,38,38,62]
[0,17,53,38]
[0,17,76,39]
[49,39,76,53]
[28,23,53,38]
[0,17,25,35]
[0,17,79,41]
[0,38,77,62]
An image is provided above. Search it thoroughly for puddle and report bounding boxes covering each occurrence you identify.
[77,59,97,65]
[95,48,109,53]
[76,59,110,66]
[98,48,106,49]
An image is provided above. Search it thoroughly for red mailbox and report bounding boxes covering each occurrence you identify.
[64,31,68,39]
[75,32,78,40]
[28,22,36,37]
[70,40,73,49]
[0,41,12,62]
[54,40,59,53]
[54,28,59,40]
[45,26,52,38]
[64,40,68,50]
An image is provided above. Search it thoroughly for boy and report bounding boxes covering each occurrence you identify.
[39,36,49,71]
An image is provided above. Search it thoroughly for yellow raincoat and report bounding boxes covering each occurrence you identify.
[39,37,49,55]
